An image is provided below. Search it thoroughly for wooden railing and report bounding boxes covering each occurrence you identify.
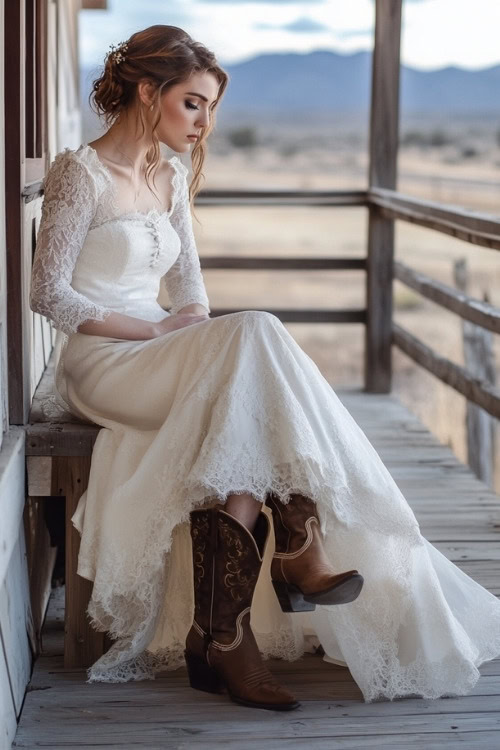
[197,188,367,324]
[29,175,500,418]
[195,189,368,208]
[196,186,500,419]
[371,187,500,419]
[369,187,500,251]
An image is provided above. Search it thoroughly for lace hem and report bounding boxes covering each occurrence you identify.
[67,311,500,701]
[86,624,314,684]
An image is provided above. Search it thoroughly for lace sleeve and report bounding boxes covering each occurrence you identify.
[163,162,211,314]
[30,149,113,336]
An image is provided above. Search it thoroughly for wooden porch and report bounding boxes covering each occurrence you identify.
[3,0,500,747]
[12,389,500,749]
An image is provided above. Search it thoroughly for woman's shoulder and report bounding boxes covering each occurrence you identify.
[44,144,110,196]
[166,156,190,209]
[168,155,188,180]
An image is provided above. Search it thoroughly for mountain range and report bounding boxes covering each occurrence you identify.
[81,49,500,128]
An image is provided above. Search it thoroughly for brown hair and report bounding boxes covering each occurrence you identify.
[89,25,229,213]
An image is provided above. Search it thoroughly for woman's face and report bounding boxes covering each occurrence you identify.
[150,70,221,153]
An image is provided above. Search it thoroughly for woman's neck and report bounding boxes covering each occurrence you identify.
[95,115,154,174]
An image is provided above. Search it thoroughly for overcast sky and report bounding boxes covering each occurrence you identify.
[79,0,500,72]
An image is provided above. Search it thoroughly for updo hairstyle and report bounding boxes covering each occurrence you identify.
[89,25,229,207]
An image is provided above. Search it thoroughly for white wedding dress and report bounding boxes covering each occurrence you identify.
[29,143,500,702]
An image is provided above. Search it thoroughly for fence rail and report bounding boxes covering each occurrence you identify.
[201,256,366,270]
[369,186,500,251]
[394,260,500,333]
[194,188,368,207]
[197,186,500,413]
[392,323,500,419]
[28,177,500,411]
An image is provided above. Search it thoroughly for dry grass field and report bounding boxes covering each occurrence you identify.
[170,138,500,491]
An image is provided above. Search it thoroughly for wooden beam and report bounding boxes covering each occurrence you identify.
[5,0,30,424]
[200,257,366,270]
[454,259,496,486]
[392,322,500,419]
[80,0,108,8]
[194,189,368,207]
[53,456,110,668]
[368,2,402,191]
[23,186,369,206]
[365,0,402,393]
[370,187,500,251]
[35,0,47,158]
[208,308,366,324]
[394,260,500,333]
[24,0,35,157]
[26,423,100,457]
[23,495,57,655]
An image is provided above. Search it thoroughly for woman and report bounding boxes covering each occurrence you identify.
[30,24,500,711]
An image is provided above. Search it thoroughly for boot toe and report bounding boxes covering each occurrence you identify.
[230,681,301,711]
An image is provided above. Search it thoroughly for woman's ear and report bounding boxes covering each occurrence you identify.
[137,79,156,109]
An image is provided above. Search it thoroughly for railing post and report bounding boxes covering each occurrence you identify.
[365,0,402,392]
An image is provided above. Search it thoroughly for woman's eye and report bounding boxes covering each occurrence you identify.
[186,101,199,110]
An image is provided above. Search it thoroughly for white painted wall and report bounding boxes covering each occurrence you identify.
[0,429,30,750]
[0,3,28,747]
[0,0,6,447]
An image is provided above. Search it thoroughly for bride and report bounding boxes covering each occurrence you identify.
[29,24,500,711]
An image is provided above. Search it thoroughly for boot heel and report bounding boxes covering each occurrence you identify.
[272,579,316,613]
[184,650,224,694]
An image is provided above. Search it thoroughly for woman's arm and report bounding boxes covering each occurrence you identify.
[30,151,114,336]
[31,150,165,340]
[163,161,211,316]
[76,311,159,339]
[177,302,210,315]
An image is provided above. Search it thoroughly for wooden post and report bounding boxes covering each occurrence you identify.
[453,259,495,487]
[52,456,109,668]
[22,495,57,655]
[365,0,402,392]
[5,0,30,423]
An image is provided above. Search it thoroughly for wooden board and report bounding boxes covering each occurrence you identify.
[12,388,500,749]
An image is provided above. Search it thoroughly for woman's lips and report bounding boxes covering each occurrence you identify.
[187,135,198,140]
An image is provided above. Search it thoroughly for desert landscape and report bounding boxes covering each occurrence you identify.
[171,117,500,491]
[82,46,500,490]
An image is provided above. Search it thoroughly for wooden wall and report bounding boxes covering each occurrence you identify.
[0,428,31,750]
[1,1,84,747]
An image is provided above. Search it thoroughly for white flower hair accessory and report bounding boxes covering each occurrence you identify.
[109,41,128,65]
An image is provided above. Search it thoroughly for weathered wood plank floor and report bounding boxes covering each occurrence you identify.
[12,389,500,749]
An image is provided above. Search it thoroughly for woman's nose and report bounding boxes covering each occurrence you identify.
[196,109,210,128]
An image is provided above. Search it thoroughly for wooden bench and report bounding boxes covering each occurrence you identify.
[26,353,112,668]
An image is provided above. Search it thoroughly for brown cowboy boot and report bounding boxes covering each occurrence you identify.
[266,492,364,612]
[184,507,300,711]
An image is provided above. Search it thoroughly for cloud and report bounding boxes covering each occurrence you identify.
[283,17,330,33]
[79,0,500,72]
[79,0,191,71]
[336,27,372,39]
[199,0,325,4]
[255,16,330,33]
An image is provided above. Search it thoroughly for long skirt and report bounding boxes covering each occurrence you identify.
[55,309,500,701]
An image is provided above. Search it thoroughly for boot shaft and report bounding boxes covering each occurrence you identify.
[189,509,212,634]
[189,507,270,642]
[266,492,319,555]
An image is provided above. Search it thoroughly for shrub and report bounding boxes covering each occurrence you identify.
[226,127,258,149]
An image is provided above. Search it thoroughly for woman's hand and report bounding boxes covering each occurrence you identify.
[152,312,210,336]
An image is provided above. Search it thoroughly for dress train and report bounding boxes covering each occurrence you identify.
[58,309,500,701]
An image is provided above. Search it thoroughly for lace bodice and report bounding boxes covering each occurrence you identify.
[29,144,211,336]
